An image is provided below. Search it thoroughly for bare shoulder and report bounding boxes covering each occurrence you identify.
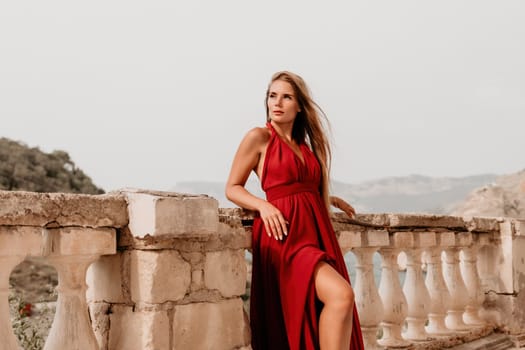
[242,126,271,148]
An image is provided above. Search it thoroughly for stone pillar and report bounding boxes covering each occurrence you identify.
[0,255,25,350]
[45,255,100,350]
[402,231,435,341]
[334,225,389,350]
[460,245,485,326]
[42,227,116,350]
[443,232,472,331]
[0,226,43,350]
[378,244,410,348]
[424,231,454,335]
[474,219,525,333]
[353,247,384,350]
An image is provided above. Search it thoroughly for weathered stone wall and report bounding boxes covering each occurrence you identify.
[86,190,251,350]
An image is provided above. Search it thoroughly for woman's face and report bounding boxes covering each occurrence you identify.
[267,80,301,124]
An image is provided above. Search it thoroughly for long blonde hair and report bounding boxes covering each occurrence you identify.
[265,71,332,211]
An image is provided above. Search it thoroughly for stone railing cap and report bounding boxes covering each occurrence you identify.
[0,190,128,228]
[221,208,513,234]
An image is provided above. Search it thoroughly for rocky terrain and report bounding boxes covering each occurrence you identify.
[452,169,525,218]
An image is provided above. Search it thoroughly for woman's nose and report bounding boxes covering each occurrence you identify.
[274,96,283,106]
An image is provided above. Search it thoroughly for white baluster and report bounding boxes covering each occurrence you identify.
[403,248,431,340]
[353,248,383,350]
[443,246,470,330]
[460,246,485,325]
[378,248,410,347]
[43,255,99,350]
[0,256,24,350]
[424,247,452,334]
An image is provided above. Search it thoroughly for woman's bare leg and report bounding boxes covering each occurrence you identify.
[314,261,354,350]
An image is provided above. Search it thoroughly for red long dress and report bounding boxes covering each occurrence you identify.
[250,122,365,350]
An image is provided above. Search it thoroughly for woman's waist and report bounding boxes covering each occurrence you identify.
[264,182,319,201]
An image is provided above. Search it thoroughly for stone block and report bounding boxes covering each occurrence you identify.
[88,302,110,349]
[478,244,506,292]
[464,217,500,232]
[354,213,390,227]
[390,231,414,248]
[413,231,436,247]
[124,190,218,238]
[499,234,514,294]
[500,221,513,237]
[454,232,473,247]
[338,231,362,250]
[436,231,455,247]
[204,249,246,298]
[512,236,525,292]
[180,252,204,267]
[0,190,127,227]
[0,226,42,256]
[108,305,170,350]
[41,227,116,256]
[473,232,491,246]
[130,250,191,303]
[514,220,525,236]
[364,230,389,247]
[218,207,256,224]
[388,213,466,229]
[484,292,525,334]
[191,269,204,291]
[215,226,252,250]
[86,253,126,303]
[172,299,250,350]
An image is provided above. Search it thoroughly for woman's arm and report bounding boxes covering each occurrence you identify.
[329,195,356,218]
[225,128,288,240]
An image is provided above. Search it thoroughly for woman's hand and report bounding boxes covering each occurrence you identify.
[258,200,288,241]
[330,196,356,218]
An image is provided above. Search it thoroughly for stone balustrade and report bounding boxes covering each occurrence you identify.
[329,213,525,349]
[1,189,525,349]
[0,190,126,350]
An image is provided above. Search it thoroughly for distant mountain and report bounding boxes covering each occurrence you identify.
[452,169,525,218]
[172,173,499,214]
[332,174,498,214]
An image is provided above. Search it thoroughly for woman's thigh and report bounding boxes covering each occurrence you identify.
[313,261,354,304]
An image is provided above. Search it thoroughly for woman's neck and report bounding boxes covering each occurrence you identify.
[270,120,294,142]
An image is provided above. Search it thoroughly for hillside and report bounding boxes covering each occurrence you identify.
[0,137,103,194]
[452,169,525,218]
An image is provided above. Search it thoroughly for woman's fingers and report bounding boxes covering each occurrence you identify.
[264,215,288,240]
[263,221,272,238]
[259,202,289,241]
[344,205,356,218]
[270,218,281,240]
[280,217,288,237]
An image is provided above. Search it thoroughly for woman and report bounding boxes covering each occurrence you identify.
[226,71,364,350]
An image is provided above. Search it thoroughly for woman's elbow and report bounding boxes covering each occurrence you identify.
[225,184,236,202]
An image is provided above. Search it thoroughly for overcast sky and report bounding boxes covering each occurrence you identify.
[1,1,524,192]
